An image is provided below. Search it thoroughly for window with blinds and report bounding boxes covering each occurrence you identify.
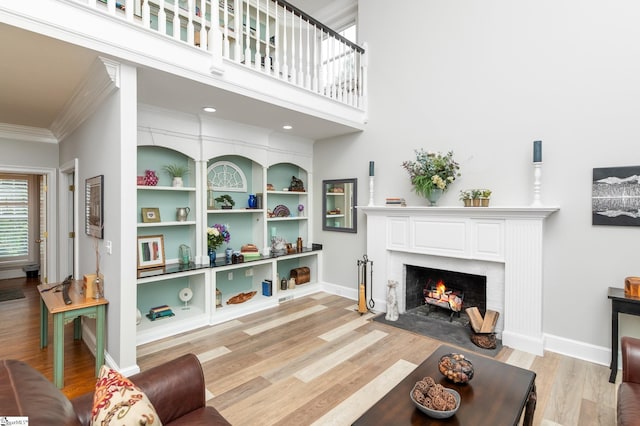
[0,175,30,261]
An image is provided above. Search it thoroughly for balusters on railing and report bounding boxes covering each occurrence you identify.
[273,1,280,77]
[158,0,166,35]
[289,9,296,84]
[312,25,318,93]
[142,0,150,29]
[243,0,251,66]
[281,3,288,79]
[265,0,272,73]
[84,0,365,108]
[254,0,261,70]
[186,0,195,45]
[199,0,207,50]
[233,0,240,61]
[172,0,180,38]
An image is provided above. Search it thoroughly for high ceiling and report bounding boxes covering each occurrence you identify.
[0,0,359,140]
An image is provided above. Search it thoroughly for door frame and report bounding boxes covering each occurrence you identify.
[0,164,58,282]
[59,158,79,280]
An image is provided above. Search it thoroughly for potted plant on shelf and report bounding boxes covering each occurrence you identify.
[402,149,461,206]
[471,189,482,207]
[215,194,235,210]
[163,163,190,187]
[459,190,472,207]
[480,189,492,207]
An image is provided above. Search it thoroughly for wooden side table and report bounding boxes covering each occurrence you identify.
[38,281,108,389]
[608,287,640,383]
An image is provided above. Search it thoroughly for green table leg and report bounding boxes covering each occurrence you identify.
[95,305,106,376]
[73,317,82,340]
[40,297,48,349]
[53,312,65,389]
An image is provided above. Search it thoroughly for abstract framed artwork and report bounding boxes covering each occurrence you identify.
[85,175,104,238]
[137,235,165,269]
[592,166,640,226]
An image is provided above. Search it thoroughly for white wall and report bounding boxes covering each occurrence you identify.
[314,0,640,363]
[58,63,138,372]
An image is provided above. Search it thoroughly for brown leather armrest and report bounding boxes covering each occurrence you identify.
[622,336,640,384]
[131,353,207,423]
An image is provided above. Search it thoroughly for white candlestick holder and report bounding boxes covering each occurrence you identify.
[368,176,375,206]
[532,162,542,206]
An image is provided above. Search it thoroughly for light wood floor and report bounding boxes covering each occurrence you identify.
[1,278,618,425]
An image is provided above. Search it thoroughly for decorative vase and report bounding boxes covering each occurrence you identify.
[144,170,159,186]
[172,176,183,187]
[472,198,481,207]
[208,249,217,267]
[463,199,472,207]
[248,194,257,209]
[225,247,233,262]
[481,198,490,207]
[426,188,443,206]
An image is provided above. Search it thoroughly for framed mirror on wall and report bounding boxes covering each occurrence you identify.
[322,178,357,233]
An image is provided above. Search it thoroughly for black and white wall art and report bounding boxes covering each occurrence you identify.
[592,166,640,226]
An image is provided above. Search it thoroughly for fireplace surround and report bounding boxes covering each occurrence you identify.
[361,206,558,356]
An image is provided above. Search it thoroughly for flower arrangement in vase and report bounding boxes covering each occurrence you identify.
[402,150,461,205]
[207,224,231,266]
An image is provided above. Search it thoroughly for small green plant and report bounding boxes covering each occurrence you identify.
[163,163,190,178]
[459,190,472,201]
[471,189,482,199]
[215,194,235,208]
[481,189,492,198]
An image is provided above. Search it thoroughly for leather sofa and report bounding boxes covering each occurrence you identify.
[618,336,640,426]
[0,353,230,425]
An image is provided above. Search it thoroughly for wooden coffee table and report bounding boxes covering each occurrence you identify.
[353,344,536,426]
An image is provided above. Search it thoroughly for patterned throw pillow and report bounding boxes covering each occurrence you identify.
[91,365,162,425]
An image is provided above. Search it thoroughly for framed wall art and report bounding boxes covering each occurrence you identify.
[141,207,161,223]
[592,166,640,226]
[137,235,165,269]
[85,175,104,238]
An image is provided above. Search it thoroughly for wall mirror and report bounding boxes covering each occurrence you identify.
[322,178,357,233]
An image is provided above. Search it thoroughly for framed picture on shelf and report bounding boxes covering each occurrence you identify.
[137,235,165,269]
[85,175,104,238]
[141,207,161,223]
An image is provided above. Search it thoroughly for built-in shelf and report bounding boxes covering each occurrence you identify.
[137,221,196,227]
[137,185,196,192]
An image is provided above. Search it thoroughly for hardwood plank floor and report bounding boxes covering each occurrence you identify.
[0,278,618,425]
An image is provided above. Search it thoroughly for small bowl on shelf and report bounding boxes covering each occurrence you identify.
[410,383,460,419]
[438,353,474,384]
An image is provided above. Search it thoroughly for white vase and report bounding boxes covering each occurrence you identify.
[172,176,183,187]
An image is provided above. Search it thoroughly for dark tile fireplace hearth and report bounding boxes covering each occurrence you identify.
[372,265,501,356]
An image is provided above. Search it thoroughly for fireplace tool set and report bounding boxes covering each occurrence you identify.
[357,254,374,314]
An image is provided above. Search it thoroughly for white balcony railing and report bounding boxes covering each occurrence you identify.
[87,0,367,109]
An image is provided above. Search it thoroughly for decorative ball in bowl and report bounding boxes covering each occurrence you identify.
[438,353,474,384]
[410,377,460,419]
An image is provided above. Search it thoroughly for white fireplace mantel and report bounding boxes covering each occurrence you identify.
[361,205,559,356]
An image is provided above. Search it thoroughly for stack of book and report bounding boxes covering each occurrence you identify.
[146,305,175,321]
[385,197,406,206]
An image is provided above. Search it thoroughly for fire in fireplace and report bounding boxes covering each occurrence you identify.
[405,265,487,322]
[424,279,464,321]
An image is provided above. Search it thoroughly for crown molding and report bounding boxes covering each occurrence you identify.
[0,123,57,144]
[50,56,120,142]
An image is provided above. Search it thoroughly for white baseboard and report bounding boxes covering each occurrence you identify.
[544,333,611,367]
[0,269,26,280]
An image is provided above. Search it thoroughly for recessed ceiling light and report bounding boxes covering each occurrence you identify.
[203,107,216,113]
[282,125,293,130]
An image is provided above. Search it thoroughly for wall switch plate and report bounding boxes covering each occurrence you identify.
[105,240,112,255]
[245,268,253,277]
[228,272,233,280]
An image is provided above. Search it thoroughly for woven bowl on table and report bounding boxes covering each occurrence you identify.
[410,384,460,419]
